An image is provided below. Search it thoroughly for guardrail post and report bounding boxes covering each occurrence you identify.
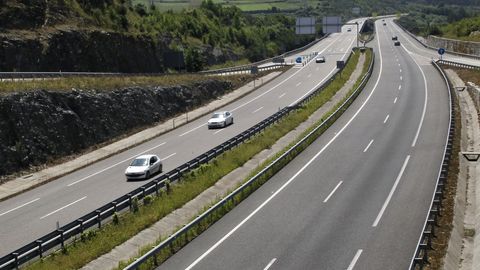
[58,229,65,249]
[13,252,19,269]
[152,248,159,266]
[128,193,133,211]
[36,240,43,258]
[112,201,117,213]
[141,187,146,198]
[96,210,102,229]
[154,180,159,196]
[78,219,84,234]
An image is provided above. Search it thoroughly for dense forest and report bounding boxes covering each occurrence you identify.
[397,3,480,41]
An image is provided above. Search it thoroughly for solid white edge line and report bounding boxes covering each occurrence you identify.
[184,23,385,270]
[40,196,87,220]
[0,198,40,217]
[363,139,374,153]
[68,142,167,186]
[347,249,363,270]
[263,258,277,270]
[401,46,428,148]
[384,114,390,124]
[323,181,343,203]
[372,155,410,227]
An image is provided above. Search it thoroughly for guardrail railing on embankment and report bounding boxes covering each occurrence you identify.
[0,45,367,270]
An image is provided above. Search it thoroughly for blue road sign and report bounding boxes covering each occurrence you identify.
[295,56,302,63]
[438,48,445,55]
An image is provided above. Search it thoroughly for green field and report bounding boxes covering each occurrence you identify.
[132,0,317,12]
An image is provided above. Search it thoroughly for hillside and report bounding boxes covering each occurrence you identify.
[0,0,313,72]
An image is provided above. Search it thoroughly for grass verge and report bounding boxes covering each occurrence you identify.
[0,72,273,94]
[423,67,461,269]
[25,48,370,270]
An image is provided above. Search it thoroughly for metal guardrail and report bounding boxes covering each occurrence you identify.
[0,47,357,270]
[437,59,480,70]
[124,49,375,270]
[409,60,454,270]
[393,20,480,61]
[200,34,330,75]
[0,36,327,80]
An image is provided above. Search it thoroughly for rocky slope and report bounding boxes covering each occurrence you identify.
[0,79,232,176]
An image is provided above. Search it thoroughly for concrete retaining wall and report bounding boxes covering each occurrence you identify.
[427,36,480,56]
[467,82,480,111]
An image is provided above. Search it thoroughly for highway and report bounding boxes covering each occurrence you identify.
[0,21,365,256]
[157,18,452,270]
[391,19,480,67]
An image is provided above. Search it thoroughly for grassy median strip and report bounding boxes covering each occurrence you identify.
[115,49,373,270]
[26,49,369,270]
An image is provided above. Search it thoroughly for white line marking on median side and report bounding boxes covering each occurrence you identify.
[253,107,264,114]
[278,93,286,99]
[372,155,410,227]
[263,258,277,270]
[323,181,343,203]
[347,249,363,270]
[68,142,167,186]
[184,29,386,270]
[162,153,176,160]
[363,139,374,153]
[179,124,207,137]
[394,97,398,104]
[40,196,87,220]
[384,114,390,124]
[228,35,342,114]
[288,35,356,107]
[0,198,40,217]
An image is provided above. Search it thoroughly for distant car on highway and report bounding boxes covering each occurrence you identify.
[208,111,233,129]
[347,27,352,32]
[383,22,387,26]
[394,41,401,46]
[392,36,398,40]
[125,154,162,180]
[315,56,326,63]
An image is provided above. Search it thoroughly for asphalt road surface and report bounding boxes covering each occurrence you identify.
[157,18,452,270]
[0,21,366,256]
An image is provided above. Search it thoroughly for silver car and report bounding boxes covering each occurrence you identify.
[316,56,326,63]
[208,111,233,129]
[125,154,162,180]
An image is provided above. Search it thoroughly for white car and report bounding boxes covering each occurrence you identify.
[315,56,326,63]
[208,111,233,129]
[125,154,162,180]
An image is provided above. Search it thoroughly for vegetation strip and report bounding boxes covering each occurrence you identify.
[25,48,371,270]
[120,49,373,269]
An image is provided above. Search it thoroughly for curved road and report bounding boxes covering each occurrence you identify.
[157,18,451,270]
[0,21,365,256]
